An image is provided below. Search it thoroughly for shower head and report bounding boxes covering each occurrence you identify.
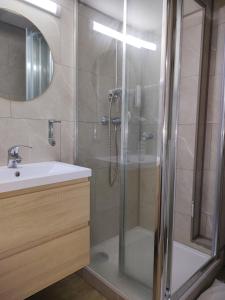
[108,88,122,103]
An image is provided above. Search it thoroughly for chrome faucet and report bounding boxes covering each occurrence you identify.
[8,145,32,168]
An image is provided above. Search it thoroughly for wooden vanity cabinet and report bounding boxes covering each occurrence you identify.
[0,178,90,300]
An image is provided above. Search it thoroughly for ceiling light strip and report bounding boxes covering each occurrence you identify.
[93,21,157,51]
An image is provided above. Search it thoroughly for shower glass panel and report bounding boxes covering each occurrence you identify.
[77,0,164,299]
[77,0,125,295]
[168,0,214,297]
[120,0,163,294]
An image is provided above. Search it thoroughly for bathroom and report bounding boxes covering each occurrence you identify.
[1,0,225,299]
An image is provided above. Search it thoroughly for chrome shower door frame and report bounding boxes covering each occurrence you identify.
[119,0,183,299]
[152,0,183,299]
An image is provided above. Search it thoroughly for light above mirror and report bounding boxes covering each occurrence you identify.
[0,8,54,101]
[20,0,61,17]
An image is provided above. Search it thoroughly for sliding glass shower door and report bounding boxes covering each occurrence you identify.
[77,0,167,299]
[119,0,164,294]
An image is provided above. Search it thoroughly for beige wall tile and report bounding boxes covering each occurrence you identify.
[173,212,191,244]
[92,208,119,245]
[94,168,120,213]
[60,121,74,164]
[207,75,222,123]
[178,76,198,124]
[11,64,74,121]
[183,10,203,29]
[126,168,139,230]
[202,170,217,215]
[0,0,75,165]
[77,70,98,122]
[200,213,207,238]
[60,6,75,67]
[175,169,193,215]
[77,122,111,169]
[177,124,196,170]
[214,23,225,76]
[205,214,213,239]
[0,98,11,117]
[183,0,202,16]
[215,0,225,25]
[139,202,155,231]
[140,166,158,206]
[0,118,60,166]
[181,23,203,77]
[204,124,212,170]
[56,0,74,12]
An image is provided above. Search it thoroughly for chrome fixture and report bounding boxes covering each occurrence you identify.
[48,120,61,146]
[101,116,109,125]
[101,88,122,187]
[108,88,122,103]
[8,145,32,168]
[101,116,121,126]
[112,117,121,126]
[108,89,122,187]
[141,132,154,141]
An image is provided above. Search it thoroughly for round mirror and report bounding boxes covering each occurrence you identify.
[0,8,54,101]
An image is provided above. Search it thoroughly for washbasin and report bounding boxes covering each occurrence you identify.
[0,161,92,193]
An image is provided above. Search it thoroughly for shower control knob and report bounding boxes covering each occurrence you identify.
[101,116,109,125]
[141,132,154,141]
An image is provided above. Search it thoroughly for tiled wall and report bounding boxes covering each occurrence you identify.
[174,0,224,244]
[200,0,225,240]
[174,4,204,244]
[0,21,25,100]
[0,0,75,166]
[138,40,162,231]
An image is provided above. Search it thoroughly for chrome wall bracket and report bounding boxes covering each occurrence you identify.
[48,120,61,146]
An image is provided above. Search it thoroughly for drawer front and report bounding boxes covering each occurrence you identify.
[0,226,90,300]
[0,181,90,258]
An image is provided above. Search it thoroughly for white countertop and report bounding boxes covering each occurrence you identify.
[0,161,92,193]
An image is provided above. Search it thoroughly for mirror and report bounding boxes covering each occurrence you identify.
[0,8,53,101]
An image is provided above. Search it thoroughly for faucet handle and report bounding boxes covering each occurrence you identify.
[8,145,32,155]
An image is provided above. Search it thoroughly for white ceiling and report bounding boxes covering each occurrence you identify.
[80,0,163,33]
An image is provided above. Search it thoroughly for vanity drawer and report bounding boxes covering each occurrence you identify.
[0,181,90,259]
[0,226,90,300]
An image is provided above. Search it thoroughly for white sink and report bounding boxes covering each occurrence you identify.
[0,161,92,193]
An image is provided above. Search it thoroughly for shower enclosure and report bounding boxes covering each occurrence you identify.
[76,0,224,299]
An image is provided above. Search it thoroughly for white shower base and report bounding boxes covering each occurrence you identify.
[90,227,210,300]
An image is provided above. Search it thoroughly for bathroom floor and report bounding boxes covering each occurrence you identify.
[27,273,106,300]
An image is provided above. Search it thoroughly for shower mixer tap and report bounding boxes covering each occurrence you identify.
[108,88,122,103]
[141,132,154,141]
[100,116,121,127]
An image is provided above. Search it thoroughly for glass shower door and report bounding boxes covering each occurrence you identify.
[120,0,165,296]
